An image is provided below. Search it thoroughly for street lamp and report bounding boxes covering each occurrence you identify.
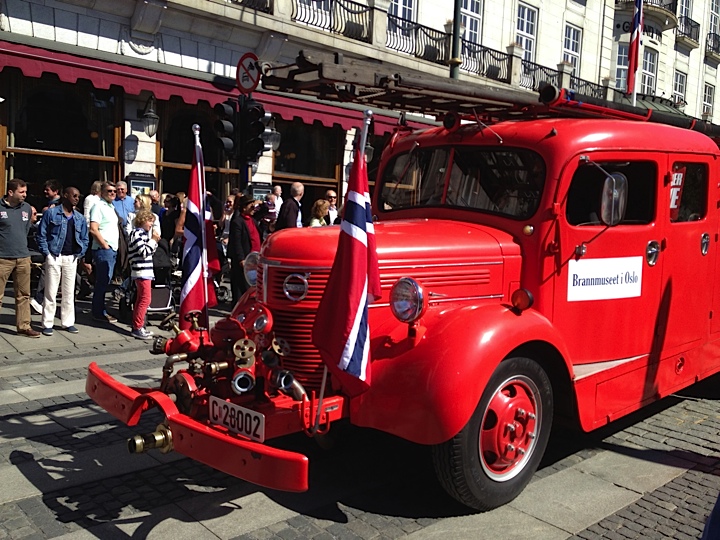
[139,95,159,138]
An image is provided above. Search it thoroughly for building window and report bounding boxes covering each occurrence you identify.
[296,0,331,28]
[273,117,343,180]
[388,0,415,44]
[390,0,414,21]
[712,0,720,34]
[673,71,687,106]
[1,68,120,203]
[679,0,692,18]
[563,24,582,76]
[615,44,629,91]
[516,3,538,62]
[703,83,715,115]
[640,48,658,95]
[461,0,482,44]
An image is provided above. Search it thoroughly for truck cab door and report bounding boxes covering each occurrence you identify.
[660,157,715,356]
[554,154,664,364]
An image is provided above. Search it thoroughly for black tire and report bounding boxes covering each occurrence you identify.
[432,356,553,511]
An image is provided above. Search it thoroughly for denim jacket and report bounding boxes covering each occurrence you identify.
[37,206,89,258]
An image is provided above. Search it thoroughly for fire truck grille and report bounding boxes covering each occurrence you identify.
[260,265,331,391]
[272,309,325,391]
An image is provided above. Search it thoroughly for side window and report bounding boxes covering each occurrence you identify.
[669,162,708,223]
[566,161,657,225]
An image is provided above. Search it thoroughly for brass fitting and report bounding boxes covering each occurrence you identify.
[127,424,173,454]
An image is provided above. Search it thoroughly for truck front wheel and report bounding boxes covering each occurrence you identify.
[432,356,553,511]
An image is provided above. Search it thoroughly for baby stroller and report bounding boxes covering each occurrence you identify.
[118,238,178,327]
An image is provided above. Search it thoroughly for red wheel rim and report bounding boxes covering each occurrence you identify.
[479,374,540,481]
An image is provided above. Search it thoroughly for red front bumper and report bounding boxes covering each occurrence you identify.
[86,362,310,492]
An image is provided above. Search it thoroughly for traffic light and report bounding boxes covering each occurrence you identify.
[214,100,238,157]
[239,98,269,163]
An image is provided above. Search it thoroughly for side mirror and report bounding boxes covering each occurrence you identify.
[600,173,628,226]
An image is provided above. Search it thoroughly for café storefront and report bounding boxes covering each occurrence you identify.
[0,39,418,214]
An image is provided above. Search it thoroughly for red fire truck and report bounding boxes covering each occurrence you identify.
[86,52,720,511]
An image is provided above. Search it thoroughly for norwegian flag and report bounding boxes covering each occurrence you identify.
[179,125,219,330]
[627,0,643,95]
[312,146,381,397]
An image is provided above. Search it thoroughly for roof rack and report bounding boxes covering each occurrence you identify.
[261,50,720,142]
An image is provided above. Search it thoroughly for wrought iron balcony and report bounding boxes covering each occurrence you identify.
[520,60,560,91]
[676,15,700,47]
[616,0,678,30]
[386,14,449,66]
[569,76,606,99]
[291,0,371,43]
[460,39,510,82]
[677,15,700,40]
[231,0,271,13]
[707,32,720,61]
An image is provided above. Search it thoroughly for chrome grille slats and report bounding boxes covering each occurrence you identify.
[268,268,331,306]
[273,309,325,390]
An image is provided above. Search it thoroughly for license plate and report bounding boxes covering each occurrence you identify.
[209,396,265,443]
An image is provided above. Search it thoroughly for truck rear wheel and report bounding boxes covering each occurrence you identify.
[432,356,553,511]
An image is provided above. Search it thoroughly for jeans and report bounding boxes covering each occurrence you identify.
[92,248,116,318]
[0,257,32,331]
[132,278,151,331]
[43,254,78,329]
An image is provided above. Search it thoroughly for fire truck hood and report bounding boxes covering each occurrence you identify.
[262,219,519,266]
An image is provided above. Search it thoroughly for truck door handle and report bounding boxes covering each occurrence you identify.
[701,233,710,256]
[646,240,660,266]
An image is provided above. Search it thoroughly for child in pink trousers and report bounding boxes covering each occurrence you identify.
[127,210,160,339]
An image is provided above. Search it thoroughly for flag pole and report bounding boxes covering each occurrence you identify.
[309,109,375,434]
[192,124,210,327]
[358,109,373,161]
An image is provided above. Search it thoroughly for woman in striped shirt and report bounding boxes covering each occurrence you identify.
[128,209,160,340]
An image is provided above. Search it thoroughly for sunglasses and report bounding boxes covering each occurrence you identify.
[105,189,116,193]
[328,196,337,199]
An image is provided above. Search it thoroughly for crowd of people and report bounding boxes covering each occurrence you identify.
[0,177,342,339]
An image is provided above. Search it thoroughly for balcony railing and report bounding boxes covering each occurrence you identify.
[643,0,677,11]
[677,16,700,41]
[460,39,510,82]
[569,76,605,99]
[520,60,560,91]
[616,0,677,13]
[386,14,449,65]
[291,0,371,43]
[707,32,720,54]
[231,0,272,13]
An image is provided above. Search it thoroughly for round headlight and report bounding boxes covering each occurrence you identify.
[390,278,426,323]
[244,252,260,287]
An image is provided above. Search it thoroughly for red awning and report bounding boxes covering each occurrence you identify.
[0,40,427,134]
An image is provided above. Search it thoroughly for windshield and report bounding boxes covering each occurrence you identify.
[379,146,546,220]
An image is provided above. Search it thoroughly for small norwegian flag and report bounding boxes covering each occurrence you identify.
[179,125,219,330]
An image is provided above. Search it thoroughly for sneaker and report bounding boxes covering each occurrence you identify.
[63,326,79,334]
[93,312,117,323]
[131,328,153,340]
[42,327,53,336]
[30,299,42,314]
[18,328,41,338]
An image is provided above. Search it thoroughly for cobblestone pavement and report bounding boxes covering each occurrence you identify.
[1,332,720,539]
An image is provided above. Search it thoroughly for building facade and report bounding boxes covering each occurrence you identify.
[0,0,714,211]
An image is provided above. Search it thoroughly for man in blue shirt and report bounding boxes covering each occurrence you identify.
[112,181,135,227]
[36,187,89,335]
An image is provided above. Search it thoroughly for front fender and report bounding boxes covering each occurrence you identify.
[351,303,572,445]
